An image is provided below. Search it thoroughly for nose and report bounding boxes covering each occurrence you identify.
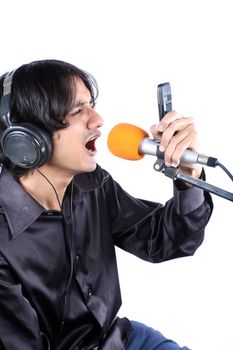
[87,109,104,129]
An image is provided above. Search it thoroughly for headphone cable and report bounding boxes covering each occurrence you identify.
[36,168,62,211]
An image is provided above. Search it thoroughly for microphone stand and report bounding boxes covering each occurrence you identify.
[153,159,233,202]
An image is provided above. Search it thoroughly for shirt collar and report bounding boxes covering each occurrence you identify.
[0,164,106,239]
[0,166,44,238]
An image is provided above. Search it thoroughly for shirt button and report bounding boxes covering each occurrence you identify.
[75,254,79,261]
[88,288,93,296]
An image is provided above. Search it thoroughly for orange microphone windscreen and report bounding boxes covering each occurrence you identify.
[107,123,149,160]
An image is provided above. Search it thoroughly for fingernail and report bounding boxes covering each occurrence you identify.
[158,124,164,132]
[150,125,156,132]
[159,145,165,152]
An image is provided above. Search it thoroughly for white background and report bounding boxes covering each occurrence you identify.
[1,1,232,349]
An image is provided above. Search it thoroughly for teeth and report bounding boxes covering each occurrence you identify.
[86,135,98,143]
[86,137,95,146]
[85,132,100,149]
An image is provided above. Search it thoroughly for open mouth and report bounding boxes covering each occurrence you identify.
[85,138,97,152]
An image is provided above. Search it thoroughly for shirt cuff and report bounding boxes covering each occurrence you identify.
[173,183,205,215]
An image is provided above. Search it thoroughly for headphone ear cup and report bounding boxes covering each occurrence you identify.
[1,123,53,168]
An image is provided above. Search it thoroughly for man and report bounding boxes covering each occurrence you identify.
[0,60,213,349]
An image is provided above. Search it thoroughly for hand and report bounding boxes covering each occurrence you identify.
[150,111,203,179]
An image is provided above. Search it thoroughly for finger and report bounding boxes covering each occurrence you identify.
[164,125,199,167]
[157,111,183,132]
[151,111,188,136]
[159,117,195,151]
[150,124,162,140]
[150,111,182,136]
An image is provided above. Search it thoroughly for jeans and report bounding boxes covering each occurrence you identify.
[126,321,191,350]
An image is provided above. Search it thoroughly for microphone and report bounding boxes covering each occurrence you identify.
[107,123,218,167]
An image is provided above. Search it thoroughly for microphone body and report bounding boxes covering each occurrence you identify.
[140,138,215,166]
[107,123,217,167]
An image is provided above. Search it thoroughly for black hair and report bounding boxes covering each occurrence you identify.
[0,59,98,177]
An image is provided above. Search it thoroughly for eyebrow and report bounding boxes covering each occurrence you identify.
[71,99,92,109]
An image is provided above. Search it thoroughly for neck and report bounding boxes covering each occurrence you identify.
[19,166,73,211]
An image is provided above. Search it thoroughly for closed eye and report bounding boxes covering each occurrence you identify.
[69,99,96,117]
[70,109,82,116]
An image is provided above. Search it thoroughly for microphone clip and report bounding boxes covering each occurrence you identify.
[153,158,166,172]
[153,143,168,172]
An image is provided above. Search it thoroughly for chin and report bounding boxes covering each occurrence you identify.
[88,162,97,172]
[79,161,97,174]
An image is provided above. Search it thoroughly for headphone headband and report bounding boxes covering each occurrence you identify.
[0,71,16,128]
[3,70,15,96]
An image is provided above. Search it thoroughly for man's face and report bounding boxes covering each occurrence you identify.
[47,78,104,175]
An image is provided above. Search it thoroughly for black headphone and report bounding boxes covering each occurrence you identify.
[0,70,53,168]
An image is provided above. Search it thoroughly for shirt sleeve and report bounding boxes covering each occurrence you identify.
[173,168,206,215]
[0,253,45,350]
[104,170,213,263]
[173,183,205,215]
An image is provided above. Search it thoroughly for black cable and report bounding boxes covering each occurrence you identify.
[36,169,62,210]
[216,161,233,182]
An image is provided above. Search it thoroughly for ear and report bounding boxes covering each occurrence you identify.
[52,131,61,141]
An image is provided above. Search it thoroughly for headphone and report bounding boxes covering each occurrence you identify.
[0,70,53,168]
